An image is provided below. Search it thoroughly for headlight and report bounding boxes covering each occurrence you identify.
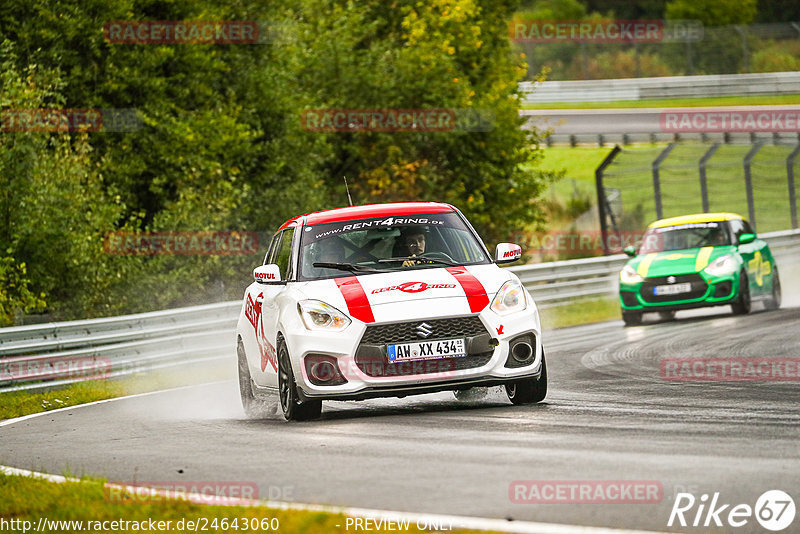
[704,254,737,277]
[297,300,351,331]
[491,280,527,316]
[620,265,643,284]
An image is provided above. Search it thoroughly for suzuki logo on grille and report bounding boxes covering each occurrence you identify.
[416,322,434,338]
[667,276,677,284]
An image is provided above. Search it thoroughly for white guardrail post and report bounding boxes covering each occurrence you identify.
[0,229,798,393]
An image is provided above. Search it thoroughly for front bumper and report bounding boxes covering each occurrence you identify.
[619,271,739,312]
[283,305,543,401]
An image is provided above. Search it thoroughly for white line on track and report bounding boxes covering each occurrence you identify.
[1,383,669,534]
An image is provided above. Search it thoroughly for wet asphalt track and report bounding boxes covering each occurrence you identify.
[2,304,799,533]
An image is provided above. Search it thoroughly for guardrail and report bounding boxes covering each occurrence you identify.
[1,228,798,393]
[519,72,800,103]
[0,302,240,393]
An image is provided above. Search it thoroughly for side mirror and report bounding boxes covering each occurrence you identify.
[738,233,756,245]
[254,264,281,283]
[623,245,637,257]
[495,243,522,264]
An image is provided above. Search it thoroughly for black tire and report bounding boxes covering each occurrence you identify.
[278,340,322,421]
[765,266,782,310]
[505,352,547,405]
[658,310,676,322]
[237,341,269,418]
[731,270,751,315]
[622,310,643,326]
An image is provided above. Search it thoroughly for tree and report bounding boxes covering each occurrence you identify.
[287,0,553,244]
[665,0,757,26]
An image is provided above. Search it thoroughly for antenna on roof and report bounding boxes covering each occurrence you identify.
[343,176,354,207]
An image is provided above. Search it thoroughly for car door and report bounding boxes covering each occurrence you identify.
[731,219,765,296]
[248,226,296,388]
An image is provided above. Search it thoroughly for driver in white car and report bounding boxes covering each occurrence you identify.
[398,227,423,266]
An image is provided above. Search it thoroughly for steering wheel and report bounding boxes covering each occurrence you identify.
[419,251,455,263]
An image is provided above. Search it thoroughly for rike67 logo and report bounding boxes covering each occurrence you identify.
[669,490,795,531]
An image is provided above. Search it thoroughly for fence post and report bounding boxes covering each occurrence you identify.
[595,145,622,255]
[699,143,720,213]
[652,143,676,220]
[787,143,800,229]
[743,143,763,230]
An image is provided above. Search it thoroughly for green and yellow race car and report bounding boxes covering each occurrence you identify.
[618,213,781,326]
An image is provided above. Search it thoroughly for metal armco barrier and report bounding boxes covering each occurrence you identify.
[0,302,240,393]
[1,228,798,393]
[519,72,800,103]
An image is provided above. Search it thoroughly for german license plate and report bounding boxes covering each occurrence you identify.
[387,338,466,363]
[654,283,691,296]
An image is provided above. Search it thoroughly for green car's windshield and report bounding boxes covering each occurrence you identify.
[640,222,731,253]
[298,212,490,281]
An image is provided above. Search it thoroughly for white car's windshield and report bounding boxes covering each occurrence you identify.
[640,221,731,253]
[298,212,490,280]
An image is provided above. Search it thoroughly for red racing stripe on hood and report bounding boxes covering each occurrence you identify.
[445,266,489,313]
[335,277,375,323]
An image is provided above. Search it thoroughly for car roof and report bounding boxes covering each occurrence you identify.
[277,202,456,231]
[648,212,743,229]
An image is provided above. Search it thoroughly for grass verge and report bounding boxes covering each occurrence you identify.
[0,472,480,534]
[522,94,800,110]
[540,297,621,329]
[0,362,236,421]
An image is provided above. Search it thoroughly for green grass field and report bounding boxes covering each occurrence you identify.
[522,94,800,110]
[536,144,800,235]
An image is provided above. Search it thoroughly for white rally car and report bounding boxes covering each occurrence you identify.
[236,202,546,420]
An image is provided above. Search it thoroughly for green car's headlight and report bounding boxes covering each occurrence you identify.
[703,254,737,277]
[620,265,643,284]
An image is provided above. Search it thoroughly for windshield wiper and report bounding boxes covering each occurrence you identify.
[313,262,383,273]
[377,256,455,266]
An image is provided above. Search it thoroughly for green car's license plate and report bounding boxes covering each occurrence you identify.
[654,283,691,296]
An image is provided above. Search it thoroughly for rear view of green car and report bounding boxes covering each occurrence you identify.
[618,213,781,326]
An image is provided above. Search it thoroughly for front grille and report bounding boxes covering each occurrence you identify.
[640,274,708,303]
[356,315,493,377]
[355,353,494,377]
[360,316,487,344]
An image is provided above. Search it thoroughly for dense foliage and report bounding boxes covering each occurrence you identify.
[0,0,551,324]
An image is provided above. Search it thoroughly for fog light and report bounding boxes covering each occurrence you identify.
[304,355,347,385]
